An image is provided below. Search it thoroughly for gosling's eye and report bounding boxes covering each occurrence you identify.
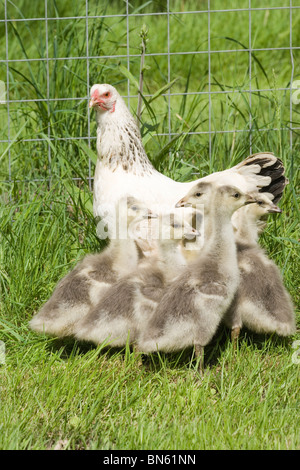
[195,192,202,198]
[257,200,263,206]
[173,223,181,229]
[233,193,240,199]
[131,205,138,211]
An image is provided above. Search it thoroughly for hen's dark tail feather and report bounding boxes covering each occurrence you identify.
[259,175,288,204]
[238,152,288,203]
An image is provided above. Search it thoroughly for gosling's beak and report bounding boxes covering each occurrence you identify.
[184,228,200,240]
[268,204,282,214]
[89,97,97,109]
[175,198,191,208]
[244,194,257,205]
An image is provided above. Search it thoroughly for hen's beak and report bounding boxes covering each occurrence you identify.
[89,97,97,108]
[268,204,282,214]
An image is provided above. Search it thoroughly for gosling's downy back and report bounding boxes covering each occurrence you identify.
[224,197,296,337]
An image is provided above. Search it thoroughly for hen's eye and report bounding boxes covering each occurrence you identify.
[104,92,110,97]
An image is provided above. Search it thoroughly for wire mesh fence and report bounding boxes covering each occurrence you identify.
[0,0,299,189]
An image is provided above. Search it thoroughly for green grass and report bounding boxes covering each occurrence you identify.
[0,0,299,450]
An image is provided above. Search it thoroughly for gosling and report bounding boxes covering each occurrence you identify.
[224,194,296,341]
[74,213,199,347]
[138,184,256,372]
[29,197,154,337]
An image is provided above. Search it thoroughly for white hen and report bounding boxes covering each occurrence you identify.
[89,83,288,235]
